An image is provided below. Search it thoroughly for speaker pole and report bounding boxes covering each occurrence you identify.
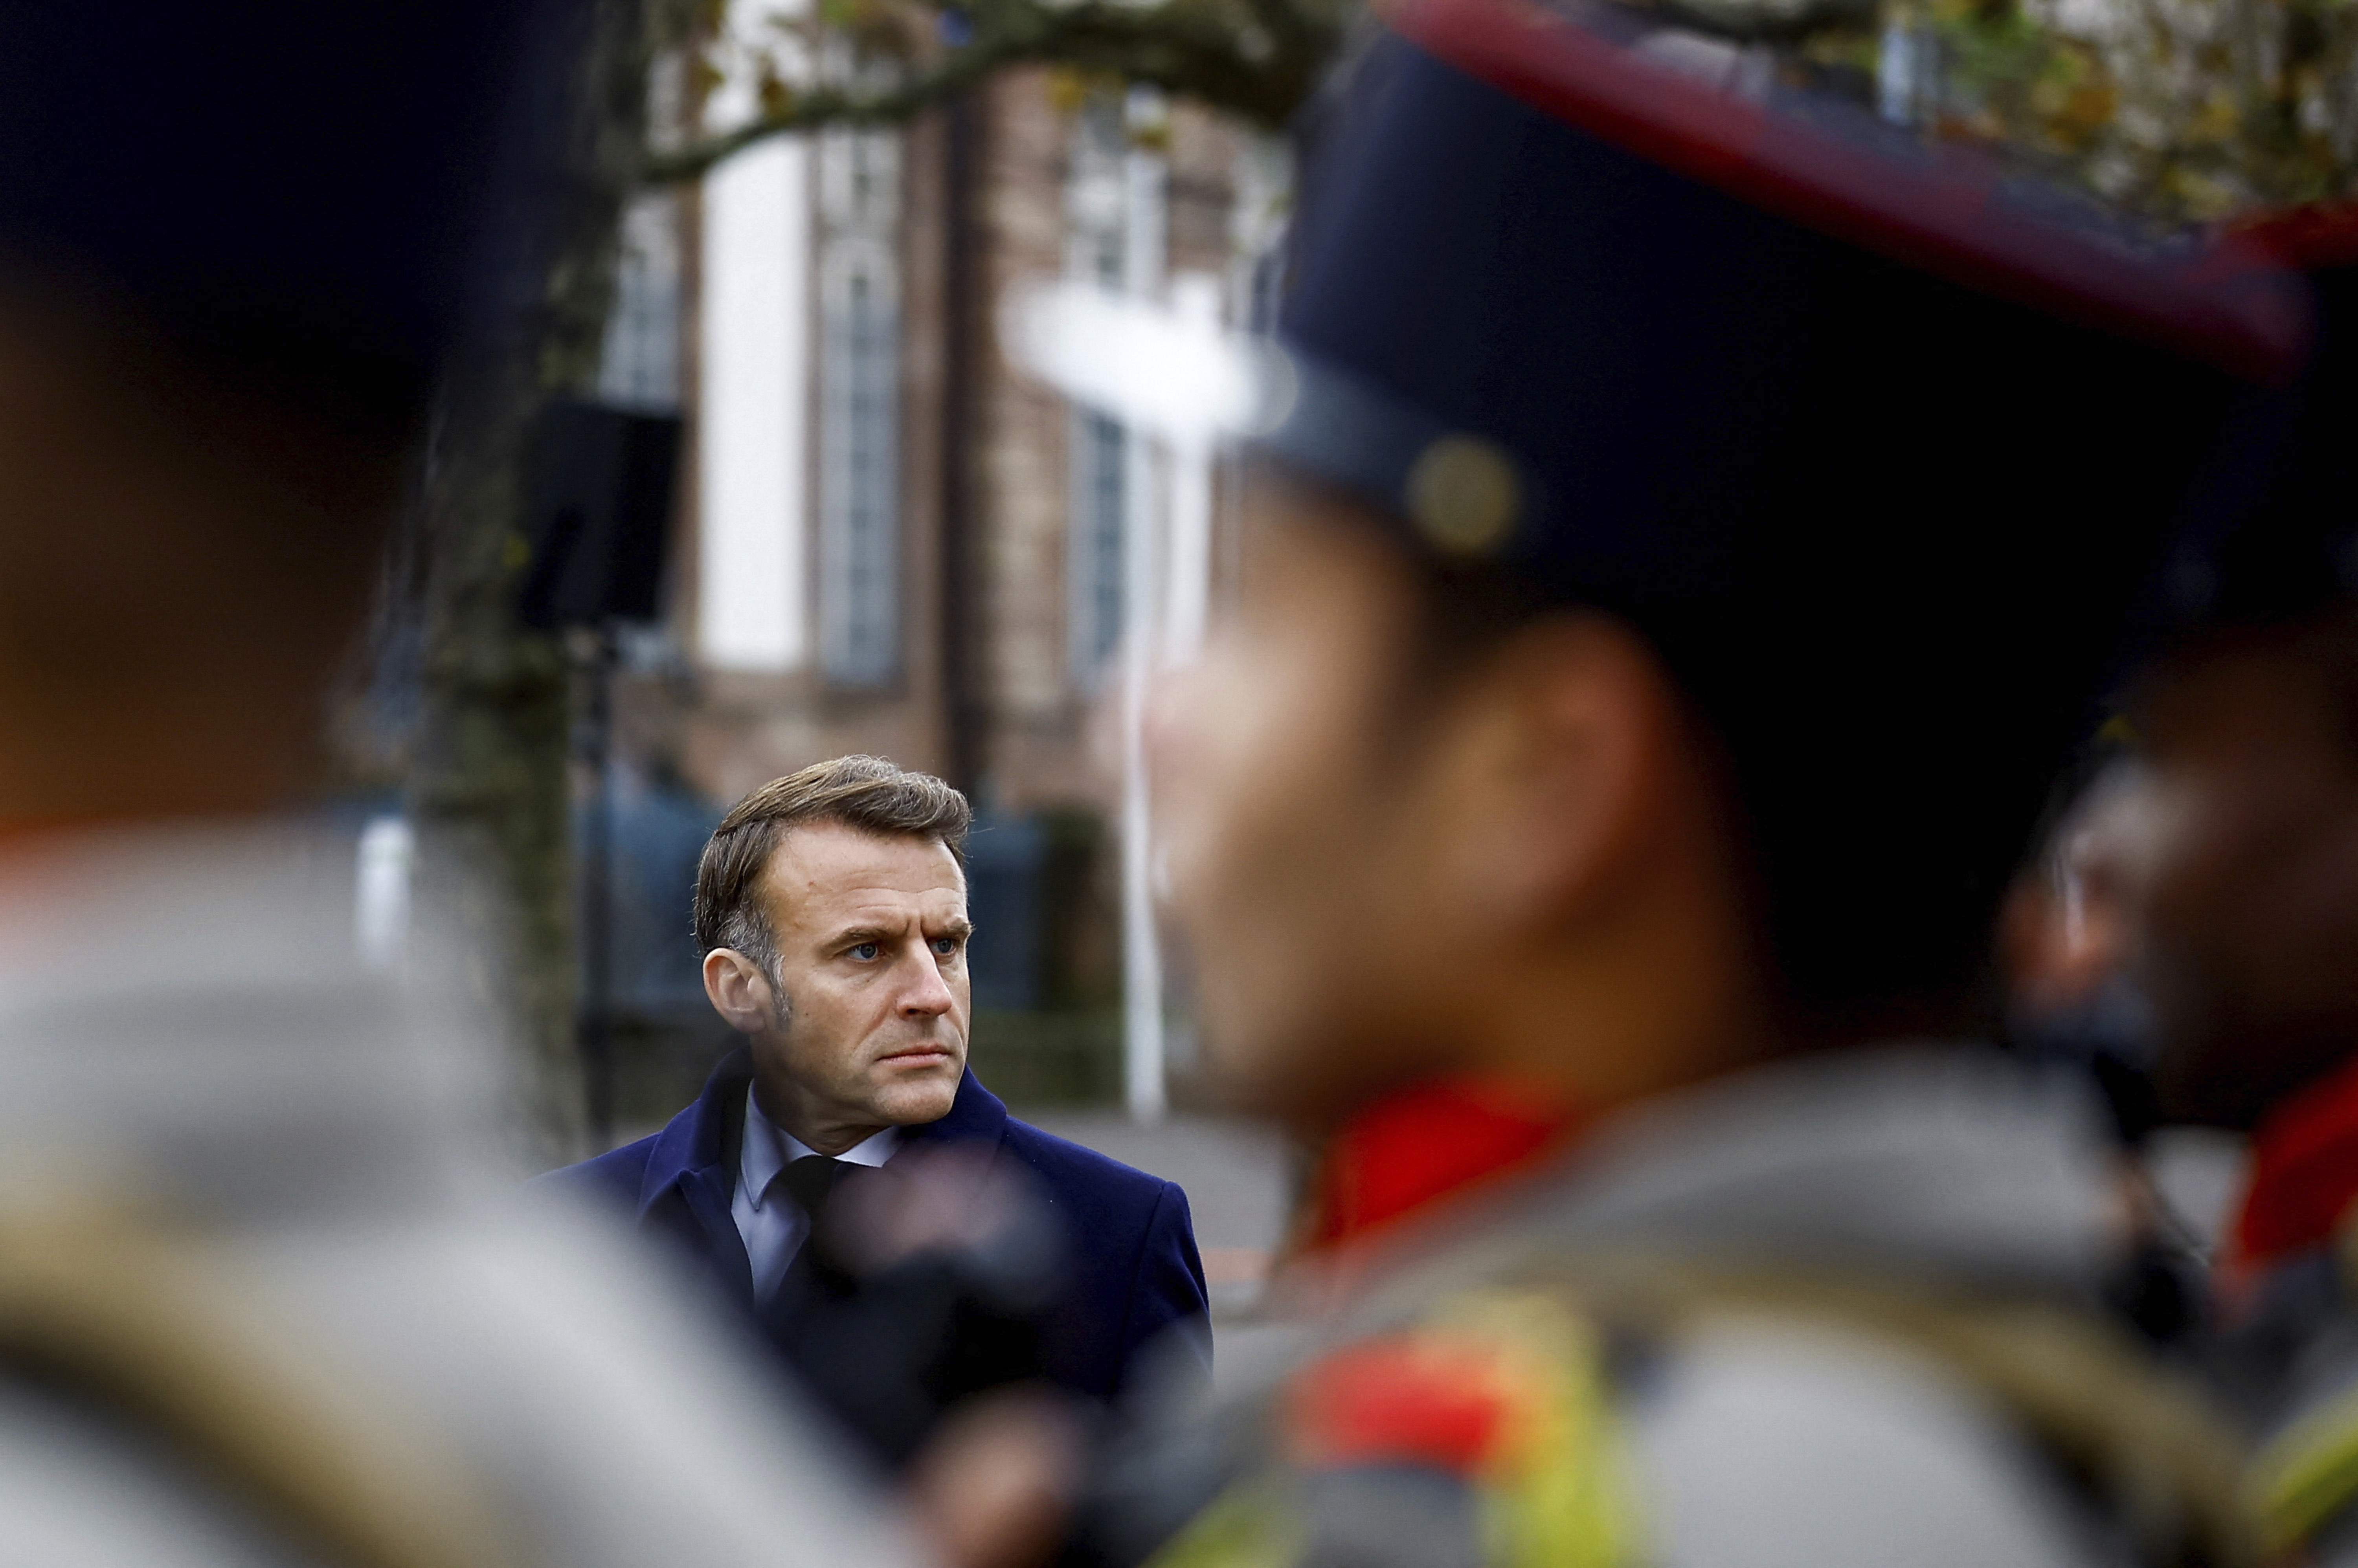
[578,624,619,1152]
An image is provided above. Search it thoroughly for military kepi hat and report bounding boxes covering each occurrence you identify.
[0,1,578,416]
[2139,208,2358,633]
[1253,0,2317,1007]
[1271,0,2307,591]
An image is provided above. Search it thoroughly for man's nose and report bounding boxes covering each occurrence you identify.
[899,945,957,1016]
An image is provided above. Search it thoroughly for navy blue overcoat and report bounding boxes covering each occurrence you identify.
[542,1049,1211,1408]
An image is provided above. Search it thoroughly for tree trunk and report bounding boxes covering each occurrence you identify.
[408,0,683,1170]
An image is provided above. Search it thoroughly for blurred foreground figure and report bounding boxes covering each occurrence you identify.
[1028,0,2325,1562]
[1998,755,2209,1344]
[0,7,915,1566]
[2005,752,2167,1148]
[2113,222,2358,1562]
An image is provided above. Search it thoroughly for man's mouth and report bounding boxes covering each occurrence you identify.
[877,1043,955,1066]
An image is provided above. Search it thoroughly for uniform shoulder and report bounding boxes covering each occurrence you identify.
[1208,1293,2116,1568]
[1629,1316,2121,1568]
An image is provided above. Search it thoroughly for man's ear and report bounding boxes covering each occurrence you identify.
[703,948,777,1035]
[1431,612,1686,934]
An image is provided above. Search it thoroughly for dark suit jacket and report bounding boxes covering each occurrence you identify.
[542,1049,1211,1411]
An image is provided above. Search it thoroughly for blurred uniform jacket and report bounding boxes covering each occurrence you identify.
[2137,233,2358,1568]
[1101,1049,2254,1568]
[545,1048,1212,1411]
[0,824,921,1568]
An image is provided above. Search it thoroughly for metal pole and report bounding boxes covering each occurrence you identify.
[1120,511,1165,1124]
[1162,443,1212,665]
[939,90,986,797]
[1119,111,1170,1124]
[1162,278,1219,666]
[580,627,618,1152]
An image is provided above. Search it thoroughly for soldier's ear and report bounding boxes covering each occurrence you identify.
[703,948,777,1035]
[1433,611,1690,933]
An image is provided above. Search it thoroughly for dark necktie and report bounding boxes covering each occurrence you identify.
[772,1155,856,1302]
[777,1154,848,1220]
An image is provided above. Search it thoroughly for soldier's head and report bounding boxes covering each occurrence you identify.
[696,757,976,1150]
[0,278,414,827]
[0,3,563,827]
[2118,611,2358,1130]
[1140,0,2310,1130]
[2108,239,2358,1131]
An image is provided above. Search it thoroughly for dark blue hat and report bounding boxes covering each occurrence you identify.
[1259,0,2318,1008]
[2139,208,2358,634]
[0,1,578,418]
[1267,0,2307,594]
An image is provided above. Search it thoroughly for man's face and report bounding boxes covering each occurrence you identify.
[744,822,973,1142]
[1149,485,1475,1128]
[2130,633,2358,1128]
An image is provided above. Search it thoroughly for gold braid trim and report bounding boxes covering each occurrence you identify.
[1346,1245,2262,1568]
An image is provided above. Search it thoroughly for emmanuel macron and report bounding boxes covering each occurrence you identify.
[546,755,1209,1445]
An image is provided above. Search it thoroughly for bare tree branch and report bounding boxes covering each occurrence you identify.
[643,0,1341,184]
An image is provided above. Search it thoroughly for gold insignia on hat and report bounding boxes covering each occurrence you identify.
[1405,435,1520,557]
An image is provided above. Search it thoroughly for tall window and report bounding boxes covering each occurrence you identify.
[817,128,901,688]
[598,191,683,411]
[1066,102,1131,689]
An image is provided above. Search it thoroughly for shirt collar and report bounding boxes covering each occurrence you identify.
[738,1084,901,1211]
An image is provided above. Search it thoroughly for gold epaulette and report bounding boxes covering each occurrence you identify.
[1159,1244,2262,1568]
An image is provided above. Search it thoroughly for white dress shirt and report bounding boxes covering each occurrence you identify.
[734,1085,901,1302]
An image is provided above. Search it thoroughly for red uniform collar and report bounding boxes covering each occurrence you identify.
[2229,1051,2358,1277]
[1304,1075,1587,1253]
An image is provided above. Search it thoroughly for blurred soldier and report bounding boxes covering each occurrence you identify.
[1999,751,2207,1346]
[2103,215,2358,1562]
[2004,750,2162,1146]
[1014,0,2322,1563]
[0,6,926,1566]
[545,756,1210,1466]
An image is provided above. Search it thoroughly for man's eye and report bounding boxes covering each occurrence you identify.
[848,942,880,961]
[931,936,962,956]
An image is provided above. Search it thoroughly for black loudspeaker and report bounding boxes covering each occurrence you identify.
[517,397,683,629]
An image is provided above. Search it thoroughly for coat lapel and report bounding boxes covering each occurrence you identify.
[638,1047,758,1301]
[641,1057,1011,1307]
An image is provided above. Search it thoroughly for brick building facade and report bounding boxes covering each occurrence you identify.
[588,52,1280,1104]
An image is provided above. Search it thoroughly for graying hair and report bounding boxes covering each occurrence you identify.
[692,756,971,995]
